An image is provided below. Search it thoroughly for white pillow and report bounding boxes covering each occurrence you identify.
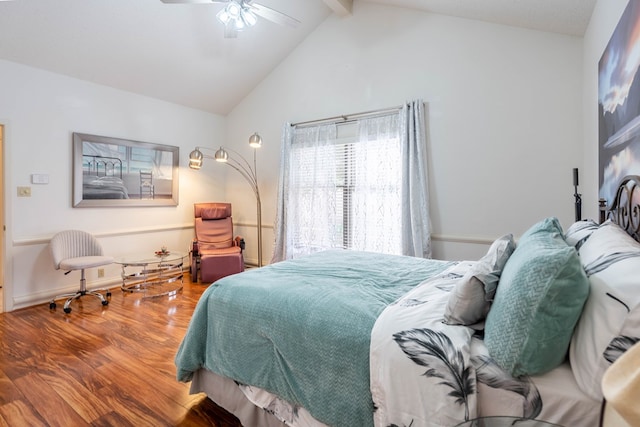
[569,221,640,400]
[564,219,599,250]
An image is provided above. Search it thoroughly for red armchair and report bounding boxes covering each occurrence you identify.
[191,202,245,283]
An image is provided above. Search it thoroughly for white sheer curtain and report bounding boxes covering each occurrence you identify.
[401,100,431,258]
[350,114,403,254]
[271,99,431,262]
[271,123,339,262]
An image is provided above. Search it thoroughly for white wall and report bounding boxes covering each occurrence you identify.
[582,0,629,220]
[0,59,227,311]
[226,2,585,261]
[1,1,603,310]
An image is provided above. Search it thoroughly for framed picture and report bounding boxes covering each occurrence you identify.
[598,0,640,206]
[73,132,179,207]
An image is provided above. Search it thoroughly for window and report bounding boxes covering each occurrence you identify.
[273,101,431,262]
[285,118,403,258]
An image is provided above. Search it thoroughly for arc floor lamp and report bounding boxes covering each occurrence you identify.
[189,133,263,267]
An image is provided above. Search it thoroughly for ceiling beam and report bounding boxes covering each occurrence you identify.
[323,0,352,16]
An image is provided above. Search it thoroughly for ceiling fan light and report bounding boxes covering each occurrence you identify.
[241,9,257,27]
[234,17,246,31]
[216,9,231,25]
[226,2,241,19]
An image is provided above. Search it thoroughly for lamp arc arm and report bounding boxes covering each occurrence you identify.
[194,147,259,196]
[223,161,260,198]
[221,146,258,182]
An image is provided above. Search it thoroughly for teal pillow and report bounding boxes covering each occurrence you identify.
[484,217,590,377]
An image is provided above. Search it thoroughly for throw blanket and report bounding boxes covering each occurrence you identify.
[175,250,452,427]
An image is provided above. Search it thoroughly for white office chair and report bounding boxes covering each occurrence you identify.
[49,230,114,314]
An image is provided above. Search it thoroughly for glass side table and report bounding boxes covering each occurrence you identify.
[114,251,186,298]
[455,417,563,427]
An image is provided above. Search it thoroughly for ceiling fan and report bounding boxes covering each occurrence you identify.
[160,0,300,38]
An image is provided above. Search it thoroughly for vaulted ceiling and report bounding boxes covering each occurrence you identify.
[0,0,596,115]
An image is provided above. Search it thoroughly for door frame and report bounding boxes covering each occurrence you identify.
[0,124,8,312]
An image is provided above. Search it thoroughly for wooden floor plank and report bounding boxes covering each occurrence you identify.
[93,376,177,427]
[13,373,88,426]
[96,361,190,423]
[0,368,25,403]
[97,344,195,407]
[0,399,47,427]
[40,352,112,393]
[37,368,111,423]
[0,274,243,426]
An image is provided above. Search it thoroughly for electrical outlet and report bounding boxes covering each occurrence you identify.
[97,268,105,278]
[17,186,31,197]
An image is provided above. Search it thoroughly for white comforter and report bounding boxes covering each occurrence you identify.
[370,262,479,427]
[370,262,552,427]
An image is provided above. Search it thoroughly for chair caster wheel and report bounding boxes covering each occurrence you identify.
[63,307,72,314]
[49,302,56,310]
[102,300,109,306]
[106,291,112,298]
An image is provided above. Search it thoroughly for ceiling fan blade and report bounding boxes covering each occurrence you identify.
[249,2,300,28]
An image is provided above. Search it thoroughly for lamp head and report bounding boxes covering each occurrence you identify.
[249,132,262,148]
[215,147,229,162]
[189,149,203,170]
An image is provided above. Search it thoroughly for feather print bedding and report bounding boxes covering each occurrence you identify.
[370,261,600,427]
[370,262,478,427]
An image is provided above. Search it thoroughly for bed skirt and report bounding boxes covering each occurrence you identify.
[191,368,287,427]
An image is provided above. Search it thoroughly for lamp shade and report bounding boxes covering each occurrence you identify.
[214,147,229,162]
[249,132,262,148]
[189,149,203,169]
[602,341,640,426]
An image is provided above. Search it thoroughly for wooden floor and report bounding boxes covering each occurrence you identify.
[0,273,244,427]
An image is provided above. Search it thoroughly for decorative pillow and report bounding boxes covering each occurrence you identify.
[569,221,640,400]
[564,219,599,250]
[484,217,589,377]
[443,234,515,326]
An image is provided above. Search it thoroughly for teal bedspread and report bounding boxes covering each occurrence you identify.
[175,250,452,427]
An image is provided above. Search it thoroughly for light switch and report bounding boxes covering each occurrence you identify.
[31,174,49,184]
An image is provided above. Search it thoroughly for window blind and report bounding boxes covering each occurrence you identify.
[287,117,402,257]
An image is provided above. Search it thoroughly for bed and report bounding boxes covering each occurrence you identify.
[175,176,640,427]
[82,154,129,199]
